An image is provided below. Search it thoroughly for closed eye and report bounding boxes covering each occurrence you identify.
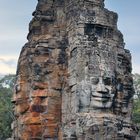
[91,78,99,85]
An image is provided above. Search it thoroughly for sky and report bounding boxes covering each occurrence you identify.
[0,0,139,74]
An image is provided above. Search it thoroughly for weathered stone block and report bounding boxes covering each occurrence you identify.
[12,0,139,139]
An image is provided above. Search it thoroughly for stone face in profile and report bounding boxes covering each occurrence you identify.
[12,0,139,139]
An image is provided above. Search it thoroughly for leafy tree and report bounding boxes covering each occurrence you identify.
[132,99,140,124]
[0,75,15,140]
[133,73,140,99]
[132,73,140,124]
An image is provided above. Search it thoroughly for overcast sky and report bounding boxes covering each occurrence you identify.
[0,0,139,74]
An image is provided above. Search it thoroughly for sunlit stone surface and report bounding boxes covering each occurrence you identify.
[12,0,139,139]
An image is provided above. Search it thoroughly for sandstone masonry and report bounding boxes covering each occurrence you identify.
[12,0,139,139]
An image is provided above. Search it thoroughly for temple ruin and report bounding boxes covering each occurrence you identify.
[12,0,139,139]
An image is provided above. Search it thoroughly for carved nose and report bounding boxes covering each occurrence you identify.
[97,83,107,93]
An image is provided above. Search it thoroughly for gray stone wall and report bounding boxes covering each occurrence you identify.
[12,0,139,139]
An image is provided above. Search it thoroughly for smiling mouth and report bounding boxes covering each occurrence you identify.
[92,94,111,102]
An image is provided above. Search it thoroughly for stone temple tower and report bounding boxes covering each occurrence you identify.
[12,0,139,139]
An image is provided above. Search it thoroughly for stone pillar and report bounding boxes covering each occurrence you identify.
[12,0,139,139]
[62,0,139,139]
[12,0,67,139]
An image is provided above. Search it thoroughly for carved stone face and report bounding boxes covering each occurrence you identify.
[90,75,115,109]
[121,76,134,113]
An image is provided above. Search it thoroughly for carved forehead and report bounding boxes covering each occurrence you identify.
[88,45,116,77]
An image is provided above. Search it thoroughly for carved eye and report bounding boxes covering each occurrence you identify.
[103,78,112,85]
[91,77,99,85]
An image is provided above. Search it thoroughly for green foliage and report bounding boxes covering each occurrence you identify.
[133,73,140,99]
[132,99,140,124]
[132,74,140,124]
[0,74,15,140]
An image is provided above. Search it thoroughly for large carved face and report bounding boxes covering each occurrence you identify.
[87,46,116,109]
[114,50,133,114]
[115,75,134,114]
[90,75,115,109]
